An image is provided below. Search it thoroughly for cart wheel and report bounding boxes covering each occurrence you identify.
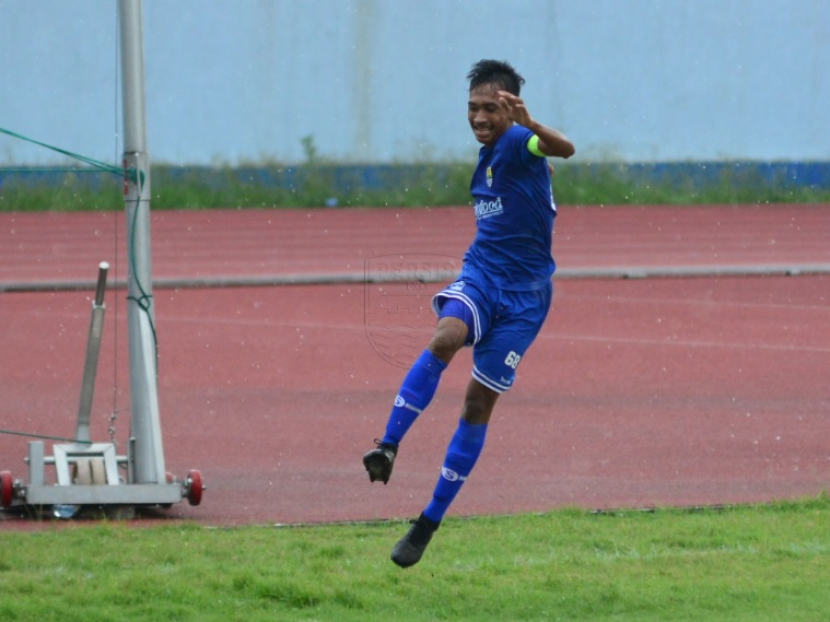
[1,471,14,508]
[185,470,204,506]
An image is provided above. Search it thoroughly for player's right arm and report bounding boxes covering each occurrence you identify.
[497,90,575,159]
[526,122,575,159]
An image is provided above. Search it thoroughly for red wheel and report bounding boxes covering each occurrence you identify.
[1,471,14,508]
[185,470,204,506]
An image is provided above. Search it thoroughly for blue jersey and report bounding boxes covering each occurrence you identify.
[464,124,556,291]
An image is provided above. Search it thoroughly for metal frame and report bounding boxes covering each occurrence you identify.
[1,0,202,513]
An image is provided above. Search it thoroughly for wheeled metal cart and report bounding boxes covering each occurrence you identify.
[1,0,203,517]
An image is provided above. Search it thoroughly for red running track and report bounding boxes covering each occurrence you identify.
[1,204,828,527]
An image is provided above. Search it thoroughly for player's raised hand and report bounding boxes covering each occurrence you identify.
[497,90,574,159]
[497,90,534,128]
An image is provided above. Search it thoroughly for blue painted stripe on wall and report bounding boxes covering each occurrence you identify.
[3,162,830,192]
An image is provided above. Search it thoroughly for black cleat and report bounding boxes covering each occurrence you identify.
[363,440,397,484]
[391,512,440,568]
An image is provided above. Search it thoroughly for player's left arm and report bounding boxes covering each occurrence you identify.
[497,90,575,159]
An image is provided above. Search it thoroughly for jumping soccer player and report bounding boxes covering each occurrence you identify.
[363,59,575,568]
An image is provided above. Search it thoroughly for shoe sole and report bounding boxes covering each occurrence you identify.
[363,453,392,484]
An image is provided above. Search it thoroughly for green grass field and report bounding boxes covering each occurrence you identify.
[1,495,828,621]
[2,160,829,211]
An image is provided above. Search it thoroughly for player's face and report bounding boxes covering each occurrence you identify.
[468,83,513,147]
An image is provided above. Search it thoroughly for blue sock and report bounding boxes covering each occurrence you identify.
[382,350,447,446]
[423,419,488,524]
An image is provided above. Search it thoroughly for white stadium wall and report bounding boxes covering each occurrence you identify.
[1,0,828,166]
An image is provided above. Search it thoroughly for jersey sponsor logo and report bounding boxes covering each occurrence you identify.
[474,196,504,220]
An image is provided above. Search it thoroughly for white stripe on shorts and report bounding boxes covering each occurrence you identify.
[472,365,511,393]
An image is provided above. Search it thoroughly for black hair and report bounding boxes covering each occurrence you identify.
[467,59,525,95]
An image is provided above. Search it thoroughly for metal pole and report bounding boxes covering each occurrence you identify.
[119,0,166,483]
[75,262,109,444]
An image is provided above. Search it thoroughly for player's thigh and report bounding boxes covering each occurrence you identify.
[432,278,494,345]
[471,286,552,393]
[471,317,538,393]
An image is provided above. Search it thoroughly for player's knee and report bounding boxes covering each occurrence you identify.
[460,383,499,424]
[461,399,493,425]
[428,318,468,363]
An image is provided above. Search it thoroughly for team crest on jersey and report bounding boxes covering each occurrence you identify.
[486,166,493,187]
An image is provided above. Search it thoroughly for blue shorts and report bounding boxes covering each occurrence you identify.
[431,268,553,393]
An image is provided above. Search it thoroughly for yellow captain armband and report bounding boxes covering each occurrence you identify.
[527,134,545,157]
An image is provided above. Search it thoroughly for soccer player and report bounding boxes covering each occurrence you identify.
[363,59,575,567]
